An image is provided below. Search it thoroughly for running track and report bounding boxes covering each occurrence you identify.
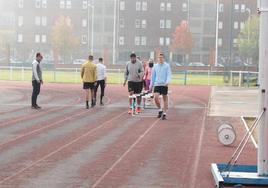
[0,81,259,188]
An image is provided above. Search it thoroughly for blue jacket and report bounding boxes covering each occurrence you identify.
[151,62,172,87]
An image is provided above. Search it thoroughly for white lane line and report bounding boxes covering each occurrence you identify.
[0,111,126,185]
[91,118,160,188]
[241,116,258,149]
[190,106,208,188]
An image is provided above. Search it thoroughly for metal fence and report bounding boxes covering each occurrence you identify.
[0,66,258,87]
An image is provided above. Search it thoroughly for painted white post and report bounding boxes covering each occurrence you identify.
[258,0,268,176]
[239,71,242,87]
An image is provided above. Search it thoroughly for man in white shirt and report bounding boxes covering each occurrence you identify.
[94,58,107,106]
[31,52,43,109]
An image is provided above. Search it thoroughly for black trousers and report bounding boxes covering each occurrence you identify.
[32,80,41,106]
[94,80,105,101]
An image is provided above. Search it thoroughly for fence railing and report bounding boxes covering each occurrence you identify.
[0,66,258,87]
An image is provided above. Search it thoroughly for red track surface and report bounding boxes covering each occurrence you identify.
[0,81,259,188]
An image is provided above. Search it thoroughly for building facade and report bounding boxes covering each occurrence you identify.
[116,0,257,65]
[12,0,116,64]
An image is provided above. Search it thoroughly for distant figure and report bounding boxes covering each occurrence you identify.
[81,55,97,109]
[94,57,107,106]
[31,52,43,109]
[123,53,144,114]
[143,59,154,91]
[150,53,172,120]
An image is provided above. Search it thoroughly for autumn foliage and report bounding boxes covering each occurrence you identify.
[170,20,194,55]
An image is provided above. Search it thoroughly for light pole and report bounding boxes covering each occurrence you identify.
[215,0,220,67]
[112,0,117,64]
[245,8,251,64]
[87,1,94,55]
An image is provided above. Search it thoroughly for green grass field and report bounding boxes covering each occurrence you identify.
[0,68,257,86]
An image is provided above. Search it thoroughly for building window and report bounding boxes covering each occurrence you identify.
[41,35,47,43]
[141,19,146,29]
[60,0,65,9]
[233,38,238,47]
[66,0,72,9]
[119,19,124,28]
[17,34,23,43]
[160,19,165,29]
[142,2,147,11]
[141,36,146,46]
[182,3,187,12]
[159,37,164,46]
[166,3,171,11]
[218,38,222,47]
[241,4,246,13]
[166,20,171,29]
[81,35,87,44]
[35,34,40,43]
[82,0,87,9]
[135,36,140,45]
[18,16,23,27]
[35,0,41,8]
[160,2,165,11]
[240,22,245,30]
[42,0,47,8]
[136,1,141,11]
[234,21,238,29]
[166,37,170,46]
[82,19,87,27]
[41,17,47,26]
[119,36,124,45]
[219,3,224,12]
[18,0,24,8]
[218,21,223,29]
[120,1,125,11]
[135,19,140,28]
[35,17,41,26]
[234,4,239,12]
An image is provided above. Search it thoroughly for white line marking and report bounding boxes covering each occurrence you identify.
[0,111,126,185]
[190,106,208,188]
[241,116,258,149]
[91,118,160,188]
[0,109,89,148]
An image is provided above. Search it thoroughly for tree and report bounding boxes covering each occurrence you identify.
[0,30,15,63]
[170,20,194,64]
[238,15,259,66]
[51,16,79,64]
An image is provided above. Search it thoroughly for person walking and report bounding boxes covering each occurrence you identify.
[143,59,154,91]
[150,53,172,120]
[94,57,107,106]
[31,52,43,109]
[123,53,144,114]
[81,55,97,109]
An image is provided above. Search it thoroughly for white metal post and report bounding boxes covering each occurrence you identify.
[215,0,219,67]
[258,0,268,176]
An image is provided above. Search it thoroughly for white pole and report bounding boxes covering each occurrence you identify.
[258,0,268,176]
[112,0,117,65]
[215,0,219,67]
[87,1,90,52]
[91,3,94,55]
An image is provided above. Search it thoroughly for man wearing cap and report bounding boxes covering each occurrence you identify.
[123,53,144,114]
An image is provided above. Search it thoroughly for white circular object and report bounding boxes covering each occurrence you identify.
[218,127,236,146]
